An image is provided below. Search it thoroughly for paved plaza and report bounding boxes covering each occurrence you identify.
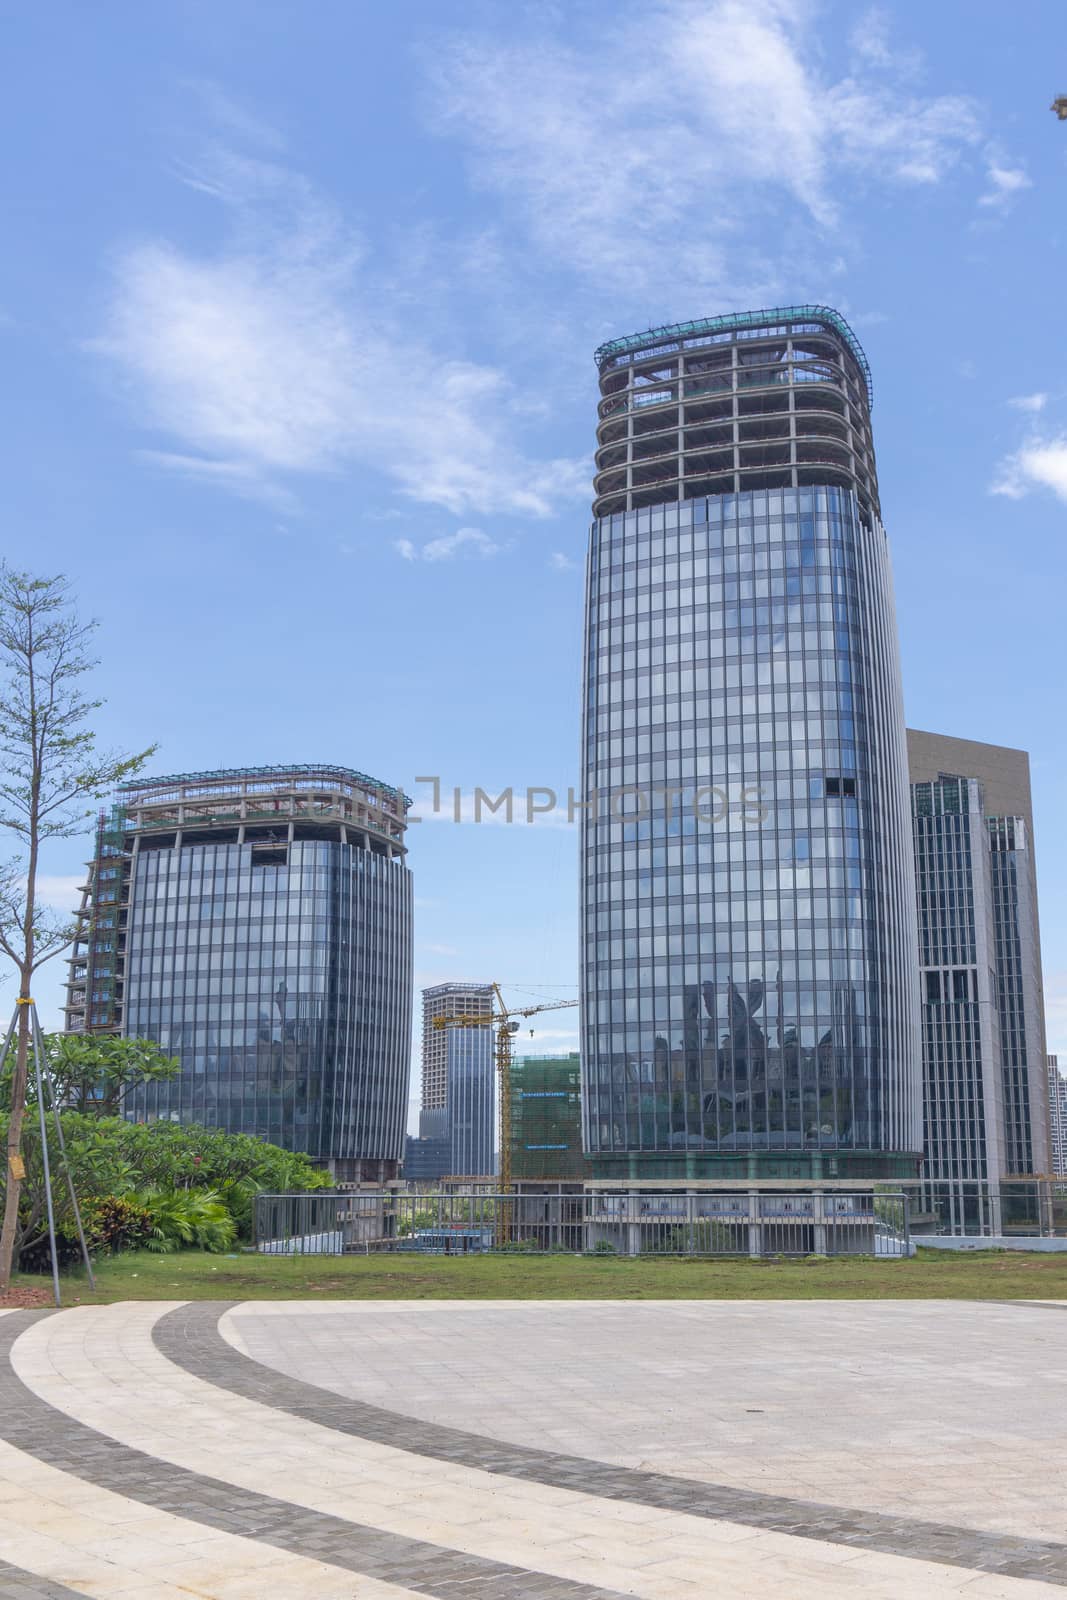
[0,1300,1065,1598]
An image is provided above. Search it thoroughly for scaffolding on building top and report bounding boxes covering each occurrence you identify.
[117,764,411,807]
[594,304,873,406]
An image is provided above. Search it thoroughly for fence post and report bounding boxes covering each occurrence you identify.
[813,1190,827,1256]
[748,1189,761,1259]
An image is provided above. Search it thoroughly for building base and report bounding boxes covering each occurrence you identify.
[589,1150,922,1182]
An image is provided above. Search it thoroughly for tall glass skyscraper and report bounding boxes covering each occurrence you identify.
[65,765,413,1181]
[581,306,921,1180]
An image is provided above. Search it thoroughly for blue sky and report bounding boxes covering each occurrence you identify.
[5,1,1067,1120]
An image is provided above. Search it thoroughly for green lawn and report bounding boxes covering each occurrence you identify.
[12,1246,1067,1303]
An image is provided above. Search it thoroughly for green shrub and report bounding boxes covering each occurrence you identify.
[138,1187,236,1254]
[81,1196,153,1255]
[0,1111,331,1266]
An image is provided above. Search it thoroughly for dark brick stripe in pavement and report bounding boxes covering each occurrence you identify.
[0,1561,89,1600]
[991,1300,1067,1311]
[157,1300,1067,1588]
[0,1312,632,1600]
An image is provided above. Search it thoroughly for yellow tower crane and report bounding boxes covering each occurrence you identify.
[433,982,579,1196]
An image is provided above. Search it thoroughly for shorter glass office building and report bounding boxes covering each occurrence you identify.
[65,766,413,1180]
[446,1027,495,1176]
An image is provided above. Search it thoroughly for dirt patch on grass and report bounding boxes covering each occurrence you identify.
[0,1286,55,1308]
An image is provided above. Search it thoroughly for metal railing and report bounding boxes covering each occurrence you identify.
[901,1178,1067,1238]
[254,1190,910,1259]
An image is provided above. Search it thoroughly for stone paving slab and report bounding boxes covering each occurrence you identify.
[2,1300,1065,1599]
[0,1559,88,1600]
[0,1312,634,1600]
[220,1298,1067,1542]
[13,1302,986,1600]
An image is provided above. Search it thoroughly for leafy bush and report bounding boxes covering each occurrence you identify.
[138,1187,236,1254]
[81,1195,153,1255]
[0,1111,332,1265]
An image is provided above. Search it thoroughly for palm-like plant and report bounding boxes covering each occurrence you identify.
[138,1187,236,1254]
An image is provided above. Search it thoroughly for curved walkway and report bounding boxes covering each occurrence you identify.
[0,1301,1064,1598]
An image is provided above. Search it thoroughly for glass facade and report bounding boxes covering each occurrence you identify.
[446,1027,495,1176]
[581,309,920,1180]
[123,837,412,1169]
[911,777,1004,1190]
[989,816,1041,1174]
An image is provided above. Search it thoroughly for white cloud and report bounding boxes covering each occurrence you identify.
[35,875,84,913]
[423,527,500,562]
[1008,393,1048,414]
[991,436,1067,504]
[94,151,586,517]
[427,0,982,296]
[979,148,1031,209]
[394,527,501,562]
[548,551,578,572]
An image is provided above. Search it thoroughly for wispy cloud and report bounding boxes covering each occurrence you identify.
[181,81,288,154]
[548,552,578,572]
[1008,393,1048,414]
[991,436,1067,504]
[94,146,586,517]
[394,527,503,562]
[426,0,982,299]
[979,147,1031,210]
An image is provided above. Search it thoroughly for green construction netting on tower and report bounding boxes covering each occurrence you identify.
[509,1054,588,1181]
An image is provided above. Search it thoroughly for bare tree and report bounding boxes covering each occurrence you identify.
[0,569,154,1290]
[1053,96,1067,120]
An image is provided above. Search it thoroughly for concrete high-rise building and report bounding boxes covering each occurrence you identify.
[420,983,494,1112]
[65,765,413,1180]
[581,305,921,1180]
[1048,1057,1067,1177]
[908,731,1051,1180]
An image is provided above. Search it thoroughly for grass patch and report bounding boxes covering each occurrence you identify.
[11,1246,1067,1303]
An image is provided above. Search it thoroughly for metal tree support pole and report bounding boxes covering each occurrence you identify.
[0,1008,18,1092]
[31,1006,95,1291]
[23,1003,62,1307]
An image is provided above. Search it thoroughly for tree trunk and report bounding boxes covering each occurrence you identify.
[0,982,31,1290]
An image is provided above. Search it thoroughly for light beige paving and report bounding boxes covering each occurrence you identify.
[1,1300,1064,1599]
[12,1303,1029,1600]
[224,1298,1067,1543]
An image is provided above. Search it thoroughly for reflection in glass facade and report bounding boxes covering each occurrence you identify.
[67,766,413,1180]
[581,308,921,1179]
